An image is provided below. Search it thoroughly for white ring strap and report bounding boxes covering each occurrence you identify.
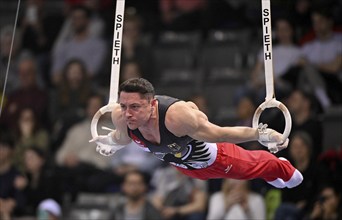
[90,0,125,138]
[252,0,292,144]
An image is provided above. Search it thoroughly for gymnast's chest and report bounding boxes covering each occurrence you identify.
[129,129,191,154]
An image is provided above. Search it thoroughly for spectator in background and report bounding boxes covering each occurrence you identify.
[20,0,48,54]
[298,8,342,104]
[49,59,93,150]
[37,198,62,220]
[109,170,162,220]
[287,89,323,159]
[56,94,112,170]
[317,146,342,188]
[0,134,25,219]
[20,0,64,53]
[54,0,105,45]
[267,88,323,159]
[19,147,63,216]
[151,166,207,220]
[19,0,64,86]
[56,94,123,198]
[275,131,331,220]
[0,26,22,95]
[12,107,50,172]
[306,184,341,220]
[121,13,152,82]
[206,179,265,220]
[51,5,106,85]
[244,17,301,104]
[1,55,48,130]
[110,142,162,179]
[289,0,312,37]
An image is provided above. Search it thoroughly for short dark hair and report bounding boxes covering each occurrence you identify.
[118,78,155,100]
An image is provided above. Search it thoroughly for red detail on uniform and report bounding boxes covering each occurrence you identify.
[174,143,295,182]
[129,131,147,148]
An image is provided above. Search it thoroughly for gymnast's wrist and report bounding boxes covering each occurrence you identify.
[254,128,260,140]
[107,131,117,145]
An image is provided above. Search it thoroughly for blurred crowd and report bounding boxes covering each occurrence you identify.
[0,0,341,219]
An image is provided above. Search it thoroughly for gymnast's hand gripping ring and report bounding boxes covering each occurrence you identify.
[252,98,292,146]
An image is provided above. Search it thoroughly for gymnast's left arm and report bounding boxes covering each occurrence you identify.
[166,101,286,146]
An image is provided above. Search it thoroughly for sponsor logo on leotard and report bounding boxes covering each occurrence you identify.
[224,164,233,173]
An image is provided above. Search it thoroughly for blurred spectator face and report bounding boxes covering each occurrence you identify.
[66,62,84,89]
[18,59,37,88]
[312,13,333,37]
[122,172,147,201]
[0,26,20,57]
[319,187,340,215]
[289,135,310,162]
[123,18,141,41]
[18,108,36,135]
[237,97,255,120]
[19,108,35,123]
[296,0,310,14]
[276,19,293,44]
[0,143,13,164]
[71,8,89,33]
[288,90,309,114]
[121,62,141,82]
[24,149,44,173]
[86,96,102,118]
[0,31,12,56]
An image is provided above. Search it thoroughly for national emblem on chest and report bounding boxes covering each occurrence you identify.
[167,143,182,153]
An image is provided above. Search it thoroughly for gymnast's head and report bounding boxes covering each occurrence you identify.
[118,78,156,129]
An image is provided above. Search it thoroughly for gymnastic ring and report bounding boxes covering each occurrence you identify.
[252,98,292,146]
[90,104,115,139]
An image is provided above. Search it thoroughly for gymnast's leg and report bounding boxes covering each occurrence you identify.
[218,143,303,188]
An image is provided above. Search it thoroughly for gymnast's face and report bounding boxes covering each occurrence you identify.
[119,92,154,130]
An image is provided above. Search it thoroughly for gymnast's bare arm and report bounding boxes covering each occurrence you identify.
[110,103,132,145]
[165,101,260,144]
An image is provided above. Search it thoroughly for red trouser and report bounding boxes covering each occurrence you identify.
[175,142,295,182]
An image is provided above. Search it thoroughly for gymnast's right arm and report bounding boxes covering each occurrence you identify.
[89,104,131,156]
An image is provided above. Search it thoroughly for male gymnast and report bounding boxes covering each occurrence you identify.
[90,78,303,188]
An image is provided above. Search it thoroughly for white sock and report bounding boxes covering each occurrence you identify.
[267,178,286,188]
[267,158,303,188]
[285,169,303,188]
